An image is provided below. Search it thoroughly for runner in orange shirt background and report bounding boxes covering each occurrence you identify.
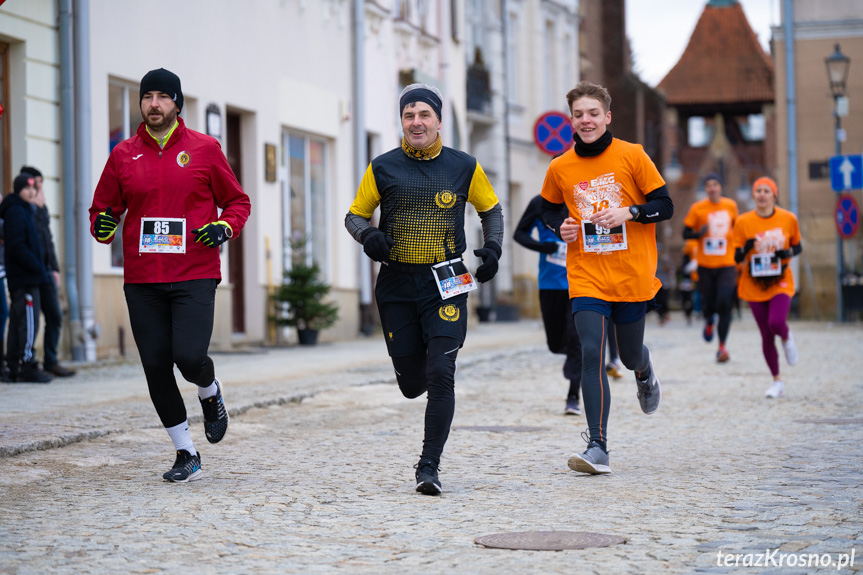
[682,173,739,362]
[540,81,673,475]
[732,177,801,399]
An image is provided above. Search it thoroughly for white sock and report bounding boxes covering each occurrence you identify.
[198,379,219,399]
[165,421,196,456]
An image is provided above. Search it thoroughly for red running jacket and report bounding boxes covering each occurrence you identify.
[89,118,251,284]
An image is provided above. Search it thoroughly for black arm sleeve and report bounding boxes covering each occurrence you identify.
[478,203,504,249]
[682,226,702,240]
[540,198,566,241]
[632,185,674,224]
[513,196,546,252]
[734,238,756,264]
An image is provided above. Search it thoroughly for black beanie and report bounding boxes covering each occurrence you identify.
[703,172,723,186]
[140,68,183,111]
[13,173,35,194]
[20,165,43,179]
[399,83,443,121]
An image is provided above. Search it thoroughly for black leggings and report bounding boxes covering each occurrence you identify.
[391,336,460,465]
[574,311,649,449]
[539,289,581,399]
[124,279,218,428]
[697,266,737,344]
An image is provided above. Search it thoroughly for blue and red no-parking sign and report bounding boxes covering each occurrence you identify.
[533,112,573,156]
[836,194,860,239]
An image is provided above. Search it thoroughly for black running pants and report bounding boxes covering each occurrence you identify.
[124,279,218,428]
[391,336,460,466]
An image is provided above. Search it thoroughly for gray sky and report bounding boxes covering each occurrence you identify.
[626,0,780,87]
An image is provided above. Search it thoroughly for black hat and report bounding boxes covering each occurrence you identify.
[140,68,183,111]
[399,83,443,121]
[703,172,723,186]
[13,173,35,194]
[20,165,43,179]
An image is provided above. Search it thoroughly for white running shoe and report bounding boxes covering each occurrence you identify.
[765,380,784,399]
[782,333,798,366]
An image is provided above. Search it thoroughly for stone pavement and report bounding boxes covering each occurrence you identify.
[0,312,861,574]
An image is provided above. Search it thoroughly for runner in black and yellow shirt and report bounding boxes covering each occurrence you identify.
[345,83,503,495]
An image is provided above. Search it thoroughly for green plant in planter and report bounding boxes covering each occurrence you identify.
[272,253,339,342]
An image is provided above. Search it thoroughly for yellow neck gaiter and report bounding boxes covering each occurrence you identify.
[401,134,443,161]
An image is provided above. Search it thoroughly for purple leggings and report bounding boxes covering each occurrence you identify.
[748,294,791,377]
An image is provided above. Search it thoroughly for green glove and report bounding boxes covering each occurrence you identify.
[94,206,119,242]
[192,220,233,247]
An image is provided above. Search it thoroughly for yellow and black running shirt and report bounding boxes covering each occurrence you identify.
[349,146,499,264]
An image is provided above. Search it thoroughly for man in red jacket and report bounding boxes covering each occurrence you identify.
[89,68,251,483]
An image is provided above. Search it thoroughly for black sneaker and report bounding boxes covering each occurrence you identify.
[16,362,53,384]
[162,449,202,482]
[414,459,442,496]
[45,363,76,377]
[199,378,229,444]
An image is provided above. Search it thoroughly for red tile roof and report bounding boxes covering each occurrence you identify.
[657,1,774,105]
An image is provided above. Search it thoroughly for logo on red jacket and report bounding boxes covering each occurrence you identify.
[177,151,190,167]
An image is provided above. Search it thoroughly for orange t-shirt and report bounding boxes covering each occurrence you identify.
[732,207,801,302]
[683,197,738,268]
[540,139,666,302]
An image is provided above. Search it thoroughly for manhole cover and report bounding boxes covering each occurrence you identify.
[453,426,549,433]
[795,418,863,425]
[475,531,625,551]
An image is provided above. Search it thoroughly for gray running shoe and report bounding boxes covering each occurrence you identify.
[636,351,661,415]
[564,397,581,415]
[568,431,611,474]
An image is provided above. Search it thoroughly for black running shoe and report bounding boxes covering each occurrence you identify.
[414,459,442,496]
[162,449,202,483]
[199,378,229,444]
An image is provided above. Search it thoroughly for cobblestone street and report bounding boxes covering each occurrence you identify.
[1,313,861,574]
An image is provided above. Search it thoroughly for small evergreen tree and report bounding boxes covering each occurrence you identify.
[272,242,338,333]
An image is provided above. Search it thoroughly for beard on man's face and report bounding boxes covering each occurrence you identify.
[143,105,178,132]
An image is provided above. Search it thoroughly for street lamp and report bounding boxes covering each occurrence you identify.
[825,43,851,321]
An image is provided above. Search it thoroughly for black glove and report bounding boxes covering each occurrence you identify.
[192,220,232,247]
[698,224,709,238]
[474,243,501,283]
[362,228,395,262]
[538,242,559,254]
[94,206,119,242]
[775,249,792,259]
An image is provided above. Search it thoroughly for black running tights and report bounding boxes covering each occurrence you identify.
[391,336,460,466]
[574,311,650,449]
[124,280,217,428]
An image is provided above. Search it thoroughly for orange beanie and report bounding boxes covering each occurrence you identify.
[752,177,777,198]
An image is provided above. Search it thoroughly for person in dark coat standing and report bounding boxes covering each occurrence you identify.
[0,173,53,383]
[20,166,76,377]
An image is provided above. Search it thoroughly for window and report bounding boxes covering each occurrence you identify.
[738,114,765,142]
[107,80,141,268]
[687,116,714,148]
[285,131,329,277]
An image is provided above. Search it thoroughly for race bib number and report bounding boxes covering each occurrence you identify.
[582,221,627,253]
[546,241,567,267]
[432,258,477,300]
[750,253,781,277]
[139,217,186,254]
[703,237,727,256]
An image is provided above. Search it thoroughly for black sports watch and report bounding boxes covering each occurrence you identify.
[628,205,640,221]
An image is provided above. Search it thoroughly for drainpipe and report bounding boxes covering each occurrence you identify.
[784,0,798,216]
[59,0,83,360]
[353,0,372,334]
[74,0,97,361]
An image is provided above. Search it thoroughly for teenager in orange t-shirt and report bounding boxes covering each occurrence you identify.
[540,81,673,475]
[732,177,801,399]
[683,173,739,362]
